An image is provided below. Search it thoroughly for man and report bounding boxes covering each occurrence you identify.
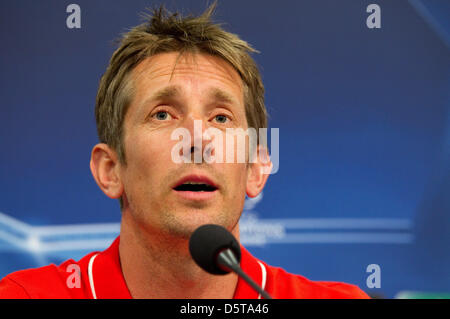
[0,4,368,299]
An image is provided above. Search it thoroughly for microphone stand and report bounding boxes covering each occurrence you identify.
[217,248,273,299]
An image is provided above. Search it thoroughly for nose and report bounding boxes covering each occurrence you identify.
[182,116,213,164]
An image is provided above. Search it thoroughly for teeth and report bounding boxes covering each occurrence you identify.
[183,182,209,185]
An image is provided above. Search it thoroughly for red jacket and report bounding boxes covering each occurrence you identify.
[0,237,369,299]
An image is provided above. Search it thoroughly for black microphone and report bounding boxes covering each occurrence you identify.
[189,224,272,299]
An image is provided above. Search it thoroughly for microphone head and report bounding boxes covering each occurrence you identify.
[189,224,241,275]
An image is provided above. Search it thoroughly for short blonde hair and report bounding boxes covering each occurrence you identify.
[95,3,267,165]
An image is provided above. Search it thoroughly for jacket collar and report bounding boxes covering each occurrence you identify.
[89,236,264,299]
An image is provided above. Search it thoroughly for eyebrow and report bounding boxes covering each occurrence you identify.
[207,88,238,106]
[138,85,182,117]
[141,85,238,109]
[147,85,182,104]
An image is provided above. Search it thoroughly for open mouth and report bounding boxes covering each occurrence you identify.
[173,182,218,192]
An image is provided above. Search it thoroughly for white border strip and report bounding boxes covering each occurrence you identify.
[256,261,267,299]
[0,212,415,251]
[269,232,414,244]
[245,218,412,230]
[31,224,120,236]
[88,253,99,299]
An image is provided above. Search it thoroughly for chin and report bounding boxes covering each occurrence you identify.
[161,211,234,240]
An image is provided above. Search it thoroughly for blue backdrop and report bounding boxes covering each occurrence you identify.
[1,0,449,298]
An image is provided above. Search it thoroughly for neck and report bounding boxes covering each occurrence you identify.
[118,212,239,299]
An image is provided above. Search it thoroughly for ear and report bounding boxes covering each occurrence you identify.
[90,143,124,199]
[246,145,272,198]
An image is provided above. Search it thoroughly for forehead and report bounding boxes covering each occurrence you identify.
[127,52,244,113]
[131,52,244,102]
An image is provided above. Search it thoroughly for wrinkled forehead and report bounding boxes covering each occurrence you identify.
[131,52,244,98]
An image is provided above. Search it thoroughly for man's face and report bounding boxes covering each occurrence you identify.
[118,52,250,239]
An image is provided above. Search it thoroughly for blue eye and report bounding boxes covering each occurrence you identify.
[214,114,228,123]
[154,111,171,120]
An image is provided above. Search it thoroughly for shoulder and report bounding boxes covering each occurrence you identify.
[0,264,67,299]
[263,263,370,299]
[0,253,96,299]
